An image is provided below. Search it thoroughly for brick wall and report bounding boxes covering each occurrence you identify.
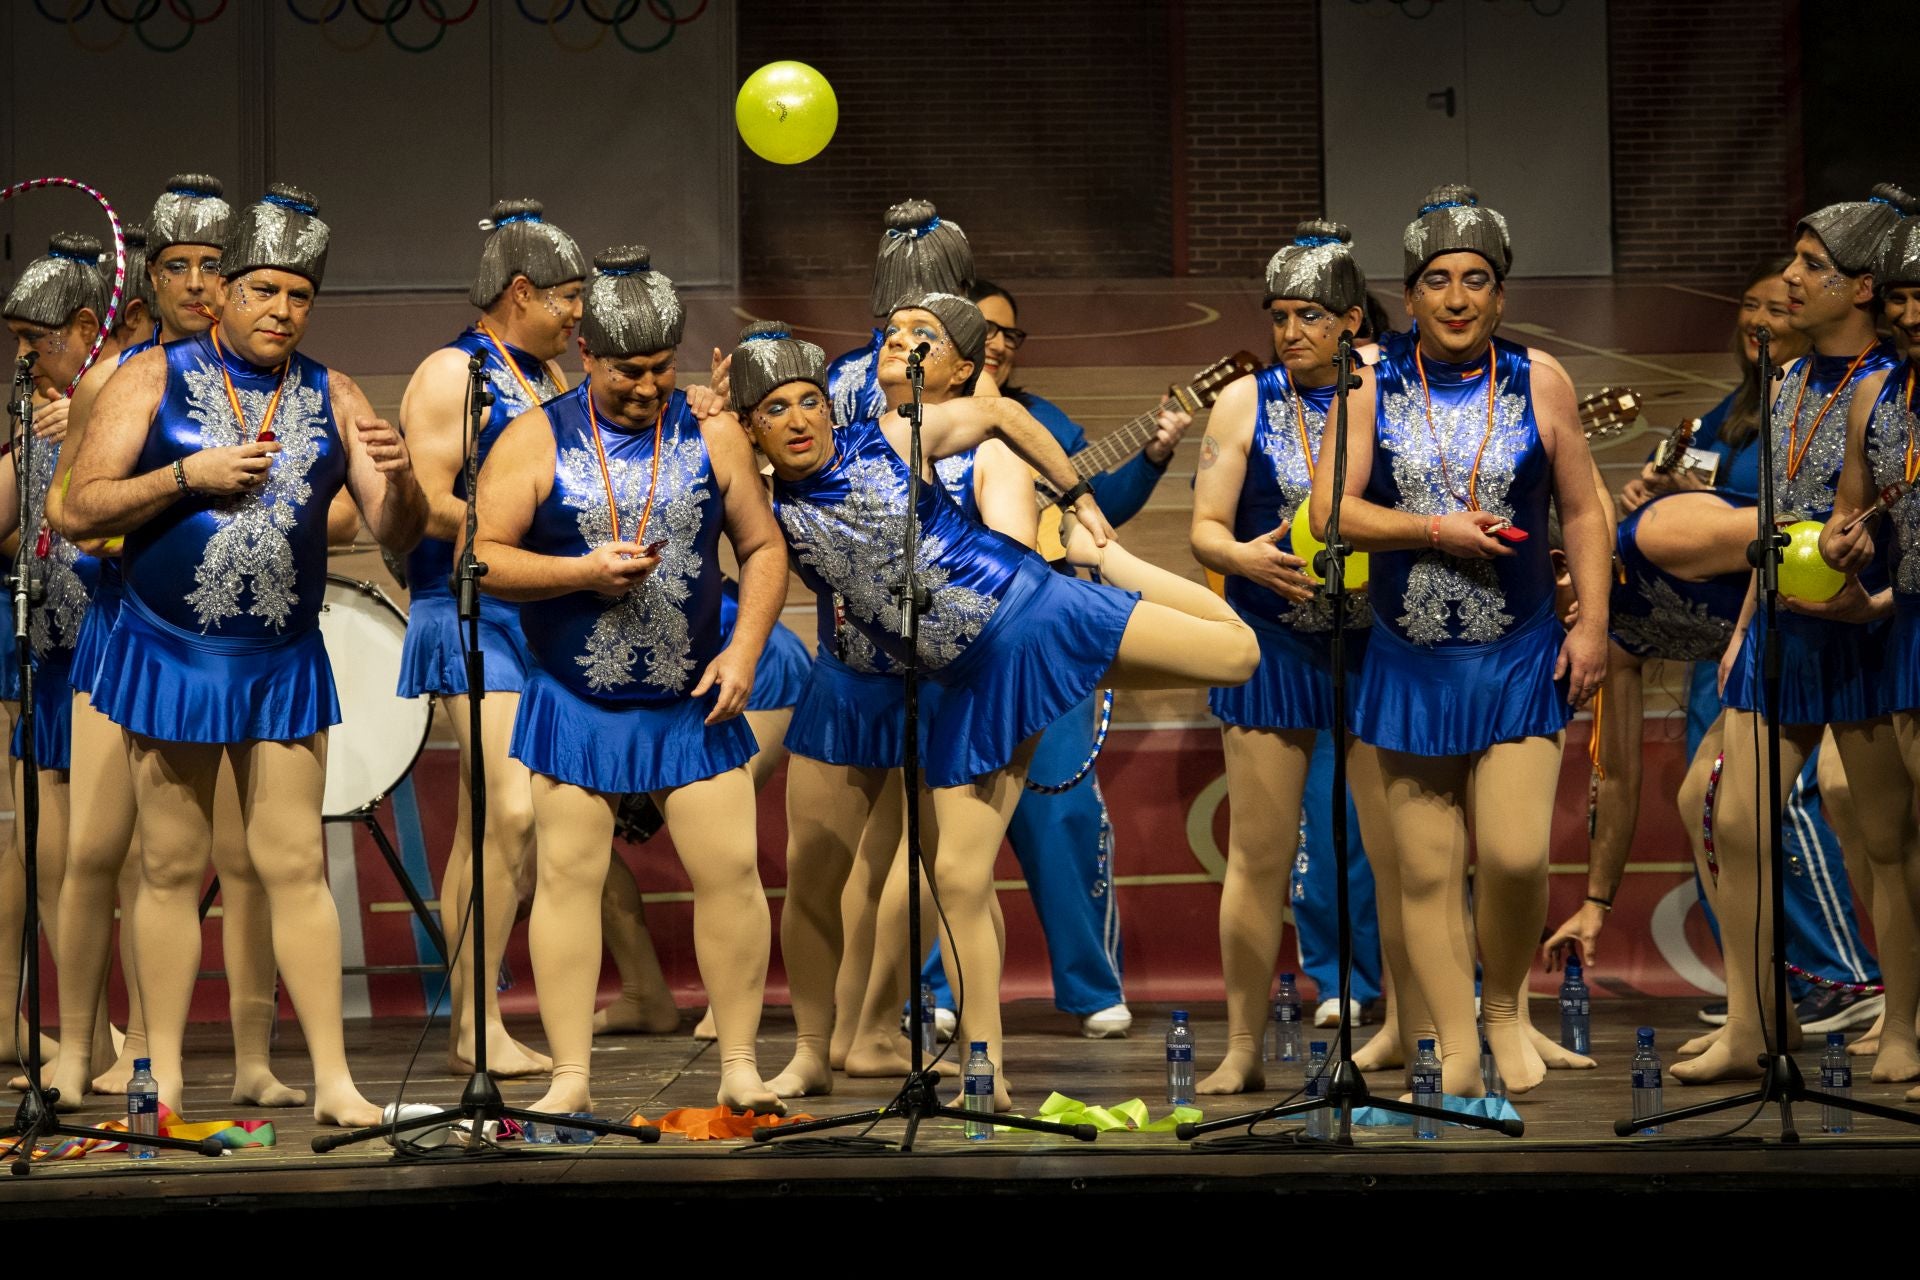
[736,0,1174,285]
[1609,0,1796,277]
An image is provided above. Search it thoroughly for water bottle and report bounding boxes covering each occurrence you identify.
[1303,1040,1331,1140]
[1411,1038,1443,1140]
[1264,973,1304,1066]
[919,981,937,1058]
[1630,1026,1662,1135]
[1165,1010,1195,1105]
[127,1058,159,1159]
[1821,1032,1852,1135]
[963,1041,995,1141]
[1479,1032,1504,1098]
[1558,961,1592,1054]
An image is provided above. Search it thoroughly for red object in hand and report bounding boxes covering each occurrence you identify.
[642,539,668,556]
[33,525,50,559]
[257,429,276,443]
[1492,524,1530,544]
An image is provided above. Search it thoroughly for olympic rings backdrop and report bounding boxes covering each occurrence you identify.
[28,0,707,56]
[4,0,737,291]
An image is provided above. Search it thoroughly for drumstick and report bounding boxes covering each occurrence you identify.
[1841,481,1911,535]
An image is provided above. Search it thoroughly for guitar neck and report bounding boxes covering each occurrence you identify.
[1069,408,1163,480]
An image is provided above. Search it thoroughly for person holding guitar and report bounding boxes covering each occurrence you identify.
[910,279,1197,1041]
[1313,186,1614,1098]
[1189,221,1385,1093]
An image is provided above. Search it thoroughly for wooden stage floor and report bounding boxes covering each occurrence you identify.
[7,998,1919,1218]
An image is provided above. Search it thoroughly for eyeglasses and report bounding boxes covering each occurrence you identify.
[983,320,1027,349]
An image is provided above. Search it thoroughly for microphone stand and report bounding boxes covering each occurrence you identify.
[756,344,1096,1150]
[2,354,220,1170]
[1181,336,1520,1145]
[1617,329,1919,1139]
[318,355,658,1154]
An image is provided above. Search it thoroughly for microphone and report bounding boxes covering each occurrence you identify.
[906,342,930,366]
[15,351,38,374]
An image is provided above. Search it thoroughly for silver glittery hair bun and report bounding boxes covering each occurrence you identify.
[3,231,111,328]
[730,319,828,414]
[469,197,587,308]
[121,223,157,316]
[581,245,685,357]
[1266,217,1368,313]
[1798,182,1914,277]
[1875,188,1920,291]
[147,172,231,255]
[223,183,330,288]
[1401,183,1512,284]
[869,197,974,318]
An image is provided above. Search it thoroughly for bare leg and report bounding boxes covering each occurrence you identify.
[831,774,901,1069]
[208,756,304,1107]
[441,693,548,1078]
[1349,741,1411,1076]
[1673,712,1817,1084]
[593,851,681,1034]
[766,757,890,1096]
[659,768,780,1111]
[1199,726,1313,1095]
[1830,720,1920,1082]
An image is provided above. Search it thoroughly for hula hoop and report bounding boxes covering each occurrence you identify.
[0,177,127,395]
[1024,688,1115,794]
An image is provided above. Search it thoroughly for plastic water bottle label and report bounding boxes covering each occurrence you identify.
[128,1092,158,1116]
[1632,1067,1661,1089]
[1279,1003,1300,1024]
[1823,1064,1852,1090]
[964,1073,992,1098]
[1166,1044,1193,1063]
[1412,1071,1439,1098]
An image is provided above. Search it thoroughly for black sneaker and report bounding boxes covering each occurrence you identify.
[1795,987,1884,1033]
[1697,1001,1728,1027]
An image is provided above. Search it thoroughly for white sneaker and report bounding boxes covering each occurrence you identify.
[1314,998,1357,1028]
[934,1007,957,1043]
[1080,1004,1133,1039]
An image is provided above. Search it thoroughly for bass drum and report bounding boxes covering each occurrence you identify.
[318,574,432,819]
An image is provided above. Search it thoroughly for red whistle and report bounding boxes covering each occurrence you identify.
[1485,518,1530,544]
[34,525,50,559]
[257,428,276,443]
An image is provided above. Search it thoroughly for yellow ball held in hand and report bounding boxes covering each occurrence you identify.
[1778,520,1844,602]
[736,61,838,165]
[1291,502,1369,591]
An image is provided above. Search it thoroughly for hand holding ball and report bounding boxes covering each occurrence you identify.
[736,62,838,164]
[1290,502,1369,590]
[1778,520,1844,602]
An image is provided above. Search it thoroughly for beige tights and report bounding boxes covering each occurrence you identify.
[830,774,904,1069]
[1198,726,1314,1096]
[1349,741,1417,1076]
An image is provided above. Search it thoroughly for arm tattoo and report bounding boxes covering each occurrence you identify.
[1198,434,1221,470]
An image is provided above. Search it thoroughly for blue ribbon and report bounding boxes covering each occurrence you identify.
[742,329,791,342]
[1293,235,1340,247]
[49,247,98,264]
[1419,198,1476,216]
[886,215,943,240]
[493,210,541,227]
[262,192,316,216]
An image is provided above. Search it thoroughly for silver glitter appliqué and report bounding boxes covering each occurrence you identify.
[1378,379,1527,643]
[1266,242,1345,305]
[247,204,328,276]
[779,455,997,670]
[24,441,88,656]
[559,431,711,693]
[830,345,881,427]
[1611,576,1733,663]
[181,358,328,631]
[1772,359,1863,518]
[1257,392,1372,632]
[490,351,558,421]
[1865,393,1920,594]
[934,452,973,507]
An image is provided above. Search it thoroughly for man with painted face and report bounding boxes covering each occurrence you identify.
[826,199,973,427]
[65,184,426,1125]
[473,247,788,1116]
[1821,206,1920,1096]
[1190,220,1386,1093]
[730,321,1257,1106]
[395,198,585,1081]
[1698,185,1920,1086]
[1312,185,1613,1098]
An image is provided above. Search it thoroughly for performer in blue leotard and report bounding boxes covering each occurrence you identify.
[1822,209,1920,1093]
[65,185,426,1126]
[473,247,789,1117]
[731,320,1256,1106]
[1314,185,1614,1098]
[826,199,973,427]
[394,199,584,1080]
[1190,219,1381,1094]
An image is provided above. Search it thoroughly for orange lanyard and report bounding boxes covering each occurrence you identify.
[586,389,663,547]
[475,321,564,408]
[1784,343,1874,480]
[209,325,286,443]
[1902,366,1920,486]
[1588,687,1605,780]
[1286,380,1317,471]
[1415,344,1498,511]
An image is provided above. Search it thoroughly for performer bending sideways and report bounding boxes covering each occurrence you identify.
[396,199,585,1080]
[64,186,426,1125]
[1312,186,1612,1097]
[1189,219,1379,1095]
[725,321,1257,1106]
[472,248,788,1116]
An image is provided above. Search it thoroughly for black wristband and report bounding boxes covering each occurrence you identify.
[1055,479,1093,511]
[1585,893,1614,912]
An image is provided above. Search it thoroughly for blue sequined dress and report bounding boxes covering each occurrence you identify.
[1723,343,1900,725]
[773,417,1137,787]
[93,332,346,744]
[1862,360,1920,714]
[1350,334,1568,755]
[396,327,551,699]
[505,385,754,794]
[722,579,811,712]
[1608,492,1751,663]
[1212,364,1371,730]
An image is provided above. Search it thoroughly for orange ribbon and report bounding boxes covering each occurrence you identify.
[1415,344,1499,512]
